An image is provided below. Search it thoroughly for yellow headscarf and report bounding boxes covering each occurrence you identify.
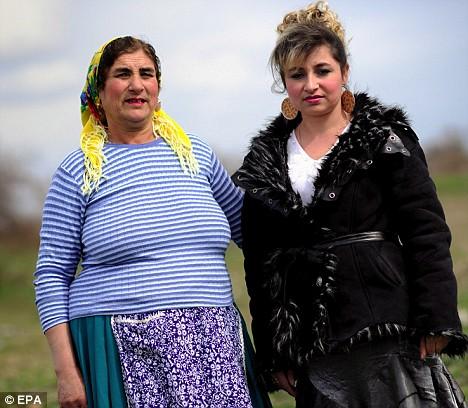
[80,37,199,195]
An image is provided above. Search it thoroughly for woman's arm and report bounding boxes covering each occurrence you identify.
[241,193,285,370]
[34,166,85,332]
[380,127,467,355]
[45,324,87,408]
[35,165,88,405]
[209,151,244,247]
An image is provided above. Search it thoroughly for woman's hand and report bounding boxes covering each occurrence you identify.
[57,369,87,408]
[45,323,88,407]
[419,335,450,359]
[272,370,297,397]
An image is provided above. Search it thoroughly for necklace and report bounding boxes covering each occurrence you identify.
[295,119,349,159]
[296,118,349,145]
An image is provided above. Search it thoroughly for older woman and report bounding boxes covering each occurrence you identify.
[234,2,467,407]
[34,36,269,408]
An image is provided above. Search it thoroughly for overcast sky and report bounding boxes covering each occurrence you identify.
[1,0,468,183]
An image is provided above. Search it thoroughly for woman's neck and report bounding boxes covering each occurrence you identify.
[106,121,156,144]
[295,109,349,160]
[298,109,349,143]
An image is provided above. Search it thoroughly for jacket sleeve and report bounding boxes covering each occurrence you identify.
[380,127,467,356]
[241,192,283,373]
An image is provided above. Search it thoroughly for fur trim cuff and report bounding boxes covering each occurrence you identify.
[424,329,468,357]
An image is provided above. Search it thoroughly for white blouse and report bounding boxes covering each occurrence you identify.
[287,125,349,205]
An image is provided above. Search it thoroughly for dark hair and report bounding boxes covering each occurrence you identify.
[97,36,162,90]
[270,23,348,92]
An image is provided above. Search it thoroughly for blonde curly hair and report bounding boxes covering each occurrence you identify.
[271,1,349,92]
[277,1,346,44]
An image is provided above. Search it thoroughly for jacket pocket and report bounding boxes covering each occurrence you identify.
[359,242,406,288]
[376,241,406,287]
[374,253,404,286]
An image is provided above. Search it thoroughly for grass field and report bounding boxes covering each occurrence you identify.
[1,174,467,407]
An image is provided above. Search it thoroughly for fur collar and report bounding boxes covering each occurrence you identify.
[234,93,410,214]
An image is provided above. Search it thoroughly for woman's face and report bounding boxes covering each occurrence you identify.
[284,45,348,119]
[99,49,159,132]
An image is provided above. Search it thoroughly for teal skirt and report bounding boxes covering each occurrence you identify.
[69,309,271,408]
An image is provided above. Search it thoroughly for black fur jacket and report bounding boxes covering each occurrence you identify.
[233,93,467,373]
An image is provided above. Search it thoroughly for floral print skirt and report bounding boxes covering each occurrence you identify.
[111,306,253,408]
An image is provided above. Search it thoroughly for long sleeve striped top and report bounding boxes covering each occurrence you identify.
[34,135,243,332]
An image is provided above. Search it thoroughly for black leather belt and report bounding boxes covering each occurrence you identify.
[316,231,390,249]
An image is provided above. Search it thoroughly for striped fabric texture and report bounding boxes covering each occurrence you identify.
[34,136,243,332]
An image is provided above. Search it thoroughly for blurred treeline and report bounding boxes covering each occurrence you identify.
[1,129,467,241]
[425,130,468,174]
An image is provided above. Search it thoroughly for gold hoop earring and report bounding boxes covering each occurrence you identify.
[281,97,298,120]
[341,86,355,114]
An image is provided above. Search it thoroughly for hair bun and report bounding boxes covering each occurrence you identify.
[277,1,346,45]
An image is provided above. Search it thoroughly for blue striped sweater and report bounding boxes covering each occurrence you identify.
[34,135,243,332]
